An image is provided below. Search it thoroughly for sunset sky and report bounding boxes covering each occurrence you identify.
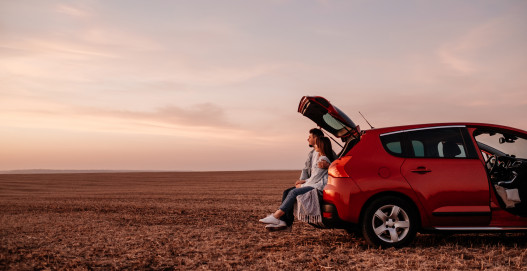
[1,0,526,171]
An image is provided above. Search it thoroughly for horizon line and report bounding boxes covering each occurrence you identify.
[0,169,299,174]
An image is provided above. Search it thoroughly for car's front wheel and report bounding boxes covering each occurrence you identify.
[361,196,417,248]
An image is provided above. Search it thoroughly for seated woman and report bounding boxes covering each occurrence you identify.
[259,136,334,230]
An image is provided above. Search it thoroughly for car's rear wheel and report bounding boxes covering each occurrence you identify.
[361,196,417,248]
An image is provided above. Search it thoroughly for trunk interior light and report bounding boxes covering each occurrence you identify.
[328,156,352,178]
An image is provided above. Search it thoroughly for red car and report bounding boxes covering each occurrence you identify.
[298,96,527,247]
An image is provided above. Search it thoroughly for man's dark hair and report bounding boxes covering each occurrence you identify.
[309,128,324,138]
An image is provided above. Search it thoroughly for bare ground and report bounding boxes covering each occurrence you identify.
[0,171,526,270]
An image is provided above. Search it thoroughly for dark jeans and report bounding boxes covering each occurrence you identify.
[279,186,314,226]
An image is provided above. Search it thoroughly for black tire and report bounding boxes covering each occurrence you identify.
[361,196,417,248]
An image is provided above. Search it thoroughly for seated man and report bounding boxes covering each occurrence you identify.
[261,129,335,231]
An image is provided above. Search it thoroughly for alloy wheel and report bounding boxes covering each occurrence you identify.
[371,204,410,243]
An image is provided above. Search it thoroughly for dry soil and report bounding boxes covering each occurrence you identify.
[1,171,526,270]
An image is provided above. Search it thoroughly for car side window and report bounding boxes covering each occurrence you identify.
[437,141,467,158]
[411,140,425,157]
[386,142,402,154]
[406,128,473,159]
[380,133,405,156]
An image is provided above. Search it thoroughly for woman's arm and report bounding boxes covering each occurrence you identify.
[301,156,329,188]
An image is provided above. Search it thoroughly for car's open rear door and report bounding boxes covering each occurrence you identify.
[298,96,360,140]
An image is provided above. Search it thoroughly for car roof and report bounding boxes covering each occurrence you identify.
[367,122,527,136]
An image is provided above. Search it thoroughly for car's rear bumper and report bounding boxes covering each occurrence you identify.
[321,201,357,230]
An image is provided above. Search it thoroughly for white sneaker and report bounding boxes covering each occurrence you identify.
[259,214,281,224]
[265,221,290,232]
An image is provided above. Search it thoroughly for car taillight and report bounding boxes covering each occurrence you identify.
[322,212,333,219]
[328,156,352,178]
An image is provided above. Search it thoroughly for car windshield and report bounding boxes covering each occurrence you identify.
[474,131,527,159]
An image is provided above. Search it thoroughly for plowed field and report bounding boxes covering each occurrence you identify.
[1,171,526,270]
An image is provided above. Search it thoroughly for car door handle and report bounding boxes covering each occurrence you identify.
[410,167,432,174]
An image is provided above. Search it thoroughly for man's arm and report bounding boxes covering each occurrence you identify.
[317,150,337,169]
[317,160,330,169]
[299,150,313,180]
[294,179,306,188]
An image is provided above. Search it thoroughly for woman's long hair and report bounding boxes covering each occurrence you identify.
[316,136,334,161]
